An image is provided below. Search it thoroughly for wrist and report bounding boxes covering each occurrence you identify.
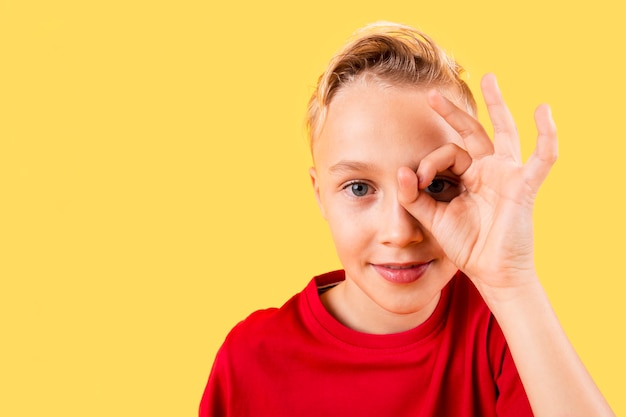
[470,270,544,308]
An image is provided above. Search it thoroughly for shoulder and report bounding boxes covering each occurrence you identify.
[223,296,300,351]
[218,271,345,358]
[219,274,327,350]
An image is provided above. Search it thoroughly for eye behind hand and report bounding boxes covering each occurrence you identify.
[423,178,463,202]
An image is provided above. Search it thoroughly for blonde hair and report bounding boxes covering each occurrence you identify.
[306,22,477,148]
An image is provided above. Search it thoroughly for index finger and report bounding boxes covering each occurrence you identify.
[427,89,494,159]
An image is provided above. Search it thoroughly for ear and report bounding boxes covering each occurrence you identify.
[309,167,327,219]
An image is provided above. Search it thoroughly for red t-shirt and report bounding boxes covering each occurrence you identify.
[200,270,533,416]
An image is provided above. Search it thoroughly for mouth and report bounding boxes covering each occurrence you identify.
[371,262,431,284]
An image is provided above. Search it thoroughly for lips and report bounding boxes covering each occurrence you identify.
[372,262,431,284]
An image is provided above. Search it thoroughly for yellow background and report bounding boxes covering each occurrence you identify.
[1,0,624,415]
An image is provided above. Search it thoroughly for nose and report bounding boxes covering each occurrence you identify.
[378,195,425,248]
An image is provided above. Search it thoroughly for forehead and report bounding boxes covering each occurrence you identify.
[313,80,463,171]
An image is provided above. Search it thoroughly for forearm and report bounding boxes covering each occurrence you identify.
[480,277,615,417]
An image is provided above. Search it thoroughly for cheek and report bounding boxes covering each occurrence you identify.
[326,207,374,254]
[326,216,354,248]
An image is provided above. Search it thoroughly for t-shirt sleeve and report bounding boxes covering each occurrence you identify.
[199,342,234,417]
[488,316,534,417]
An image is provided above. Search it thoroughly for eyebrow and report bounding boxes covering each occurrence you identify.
[328,160,378,175]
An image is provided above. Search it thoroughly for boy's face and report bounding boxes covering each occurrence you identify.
[310,79,464,322]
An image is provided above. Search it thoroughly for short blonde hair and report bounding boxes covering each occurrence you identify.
[306,22,477,148]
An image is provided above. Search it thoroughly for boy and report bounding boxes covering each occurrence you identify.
[199,22,614,416]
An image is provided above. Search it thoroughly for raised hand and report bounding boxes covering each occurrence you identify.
[397,73,558,295]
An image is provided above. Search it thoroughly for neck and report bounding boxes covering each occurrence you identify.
[320,280,441,335]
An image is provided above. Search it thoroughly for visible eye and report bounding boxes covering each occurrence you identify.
[342,181,373,198]
[424,178,462,202]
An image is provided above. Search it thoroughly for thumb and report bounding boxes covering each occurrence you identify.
[397,167,437,232]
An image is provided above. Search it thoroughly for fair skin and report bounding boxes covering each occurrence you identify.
[310,74,615,416]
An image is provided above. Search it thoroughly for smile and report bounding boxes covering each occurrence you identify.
[383,264,421,270]
[372,262,431,284]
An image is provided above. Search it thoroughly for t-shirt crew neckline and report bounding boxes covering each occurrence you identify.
[303,269,456,351]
